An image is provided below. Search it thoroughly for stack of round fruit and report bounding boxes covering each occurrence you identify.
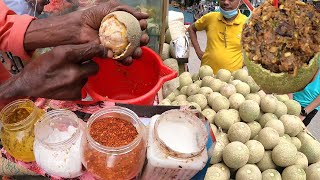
[159,65,320,180]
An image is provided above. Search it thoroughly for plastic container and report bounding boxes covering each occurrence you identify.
[141,109,208,180]
[81,106,147,180]
[82,47,177,105]
[33,109,84,178]
[0,99,44,162]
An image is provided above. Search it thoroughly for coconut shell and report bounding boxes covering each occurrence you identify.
[244,52,319,94]
[99,11,141,60]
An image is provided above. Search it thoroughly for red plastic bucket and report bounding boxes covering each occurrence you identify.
[80,47,177,105]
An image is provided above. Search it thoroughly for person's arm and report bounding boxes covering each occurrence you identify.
[0,0,35,60]
[23,12,83,51]
[24,0,149,63]
[0,42,105,102]
[304,95,320,115]
[1,0,149,63]
[0,0,77,57]
[188,24,204,60]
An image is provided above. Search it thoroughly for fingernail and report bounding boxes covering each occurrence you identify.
[135,48,142,56]
[141,12,149,16]
[107,50,113,58]
[126,56,132,62]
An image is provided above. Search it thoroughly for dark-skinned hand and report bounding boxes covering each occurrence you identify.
[24,0,149,65]
[76,0,149,65]
[10,43,105,100]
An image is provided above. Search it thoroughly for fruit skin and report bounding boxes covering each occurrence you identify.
[235,164,262,180]
[245,140,265,164]
[199,65,214,79]
[305,163,320,180]
[258,127,280,150]
[202,109,216,123]
[291,137,302,150]
[179,75,193,89]
[216,69,232,82]
[272,143,298,167]
[210,96,230,112]
[202,76,214,87]
[256,151,277,172]
[222,141,250,169]
[210,141,225,164]
[284,100,301,116]
[275,94,290,102]
[294,152,308,170]
[233,69,249,82]
[204,163,230,180]
[300,139,320,164]
[262,169,281,180]
[282,165,306,180]
[165,29,171,44]
[214,109,235,130]
[161,43,170,60]
[243,52,319,94]
[265,119,285,137]
[239,100,260,122]
[247,121,262,139]
[260,95,278,113]
[274,101,288,118]
[227,122,251,143]
[280,115,303,137]
[216,131,230,147]
[229,93,245,110]
[163,58,179,73]
[99,11,142,60]
[245,93,261,105]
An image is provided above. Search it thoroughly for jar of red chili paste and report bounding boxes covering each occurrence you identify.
[81,106,147,180]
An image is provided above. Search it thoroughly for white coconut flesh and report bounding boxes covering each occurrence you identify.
[99,16,129,57]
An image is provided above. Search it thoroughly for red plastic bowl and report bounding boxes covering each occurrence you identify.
[80,47,177,105]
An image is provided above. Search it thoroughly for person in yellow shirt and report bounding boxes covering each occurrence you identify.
[188,0,247,73]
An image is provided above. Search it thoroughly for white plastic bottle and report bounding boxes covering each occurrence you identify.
[141,109,208,180]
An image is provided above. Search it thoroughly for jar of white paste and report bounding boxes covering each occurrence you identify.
[141,109,208,180]
[33,109,84,178]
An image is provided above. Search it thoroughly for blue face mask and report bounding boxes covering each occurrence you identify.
[219,6,239,19]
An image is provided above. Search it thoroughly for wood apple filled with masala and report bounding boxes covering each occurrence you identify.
[242,0,320,94]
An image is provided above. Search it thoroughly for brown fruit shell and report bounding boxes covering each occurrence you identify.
[99,11,142,60]
[244,52,319,94]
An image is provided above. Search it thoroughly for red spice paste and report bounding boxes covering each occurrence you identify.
[84,117,145,180]
[90,117,138,147]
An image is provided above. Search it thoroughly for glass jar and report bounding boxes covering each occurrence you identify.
[82,106,147,180]
[33,109,84,178]
[0,99,44,162]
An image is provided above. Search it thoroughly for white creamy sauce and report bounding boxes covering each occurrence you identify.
[157,119,200,153]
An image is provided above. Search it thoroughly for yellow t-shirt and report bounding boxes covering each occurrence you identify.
[195,12,247,74]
